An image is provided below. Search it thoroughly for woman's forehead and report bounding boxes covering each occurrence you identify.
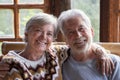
[29,24,54,30]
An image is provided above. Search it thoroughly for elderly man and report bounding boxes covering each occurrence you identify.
[58,9,120,80]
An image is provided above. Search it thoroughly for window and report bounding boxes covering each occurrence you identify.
[71,0,100,42]
[0,0,119,42]
[0,0,50,41]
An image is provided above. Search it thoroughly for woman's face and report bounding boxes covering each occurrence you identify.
[25,24,54,52]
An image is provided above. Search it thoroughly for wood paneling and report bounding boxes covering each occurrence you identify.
[100,0,120,42]
[49,0,71,42]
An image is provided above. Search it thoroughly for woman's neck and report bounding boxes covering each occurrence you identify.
[20,47,45,61]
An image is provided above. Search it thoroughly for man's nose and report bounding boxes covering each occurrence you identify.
[75,31,82,38]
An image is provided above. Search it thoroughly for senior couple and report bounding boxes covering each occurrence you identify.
[1,9,120,80]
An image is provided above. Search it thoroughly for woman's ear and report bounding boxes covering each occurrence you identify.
[24,32,28,42]
[25,32,28,36]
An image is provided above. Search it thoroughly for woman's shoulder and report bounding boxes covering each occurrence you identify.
[1,50,23,64]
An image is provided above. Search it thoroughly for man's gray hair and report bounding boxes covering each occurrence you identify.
[58,9,92,35]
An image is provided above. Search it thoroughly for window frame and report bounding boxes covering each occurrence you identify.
[52,0,120,42]
[1,0,118,42]
[0,0,50,41]
[100,0,120,42]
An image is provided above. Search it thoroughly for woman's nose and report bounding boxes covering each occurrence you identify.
[41,33,47,39]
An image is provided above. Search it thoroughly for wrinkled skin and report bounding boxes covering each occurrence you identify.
[92,44,114,75]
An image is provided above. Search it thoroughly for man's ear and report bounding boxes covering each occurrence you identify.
[91,27,94,37]
[62,33,69,45]
[64,36,69,45]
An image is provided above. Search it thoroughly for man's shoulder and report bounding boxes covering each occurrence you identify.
[108,53,120,63]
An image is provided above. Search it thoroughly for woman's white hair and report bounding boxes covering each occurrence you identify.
[24,13,58,42]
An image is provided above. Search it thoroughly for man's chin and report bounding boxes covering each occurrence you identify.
[74,44,87,50]
[75,44,86,49]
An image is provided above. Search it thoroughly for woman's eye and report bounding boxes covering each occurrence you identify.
[35,29,41,32]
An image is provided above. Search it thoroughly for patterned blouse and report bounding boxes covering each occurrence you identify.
[2,45,69,80]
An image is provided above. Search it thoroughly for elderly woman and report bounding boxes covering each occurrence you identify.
[2,13,61,80]
[1,12,114,80]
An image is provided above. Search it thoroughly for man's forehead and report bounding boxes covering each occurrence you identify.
[64,17,84,25]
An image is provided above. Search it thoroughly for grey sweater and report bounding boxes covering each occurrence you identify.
[62,54,120,80]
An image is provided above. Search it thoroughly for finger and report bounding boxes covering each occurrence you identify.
[109,58,115,74]
[105,59,109,76]
[110,58,115,70]
[96,60,100,71]
[108,61,111,75]
[106,58,114,75]
[101,59,105,75]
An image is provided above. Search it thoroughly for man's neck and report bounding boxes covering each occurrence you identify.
[71,49,95,62]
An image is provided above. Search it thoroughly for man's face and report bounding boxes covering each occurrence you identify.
[63,16,94,53]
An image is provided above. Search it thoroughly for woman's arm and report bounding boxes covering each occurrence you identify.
[3,68,23,80]
[92,43,114,75]
[0,56,10,80]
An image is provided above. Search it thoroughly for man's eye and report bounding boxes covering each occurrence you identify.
[79,28,84,31]
[78,27,85,32]
[69,31,74,34]
[47,33,53,36]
